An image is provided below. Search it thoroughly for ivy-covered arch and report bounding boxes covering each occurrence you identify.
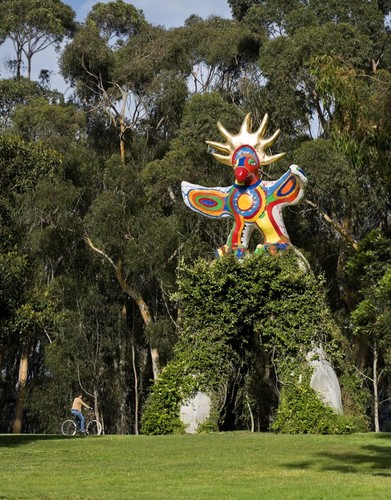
[142,252,366,434]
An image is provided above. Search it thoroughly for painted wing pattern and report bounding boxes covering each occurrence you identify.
[181,181,232,219]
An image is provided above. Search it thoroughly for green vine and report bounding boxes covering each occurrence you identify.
[142,252,365,434]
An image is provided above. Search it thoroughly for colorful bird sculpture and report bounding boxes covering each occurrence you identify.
[181,113,307,258]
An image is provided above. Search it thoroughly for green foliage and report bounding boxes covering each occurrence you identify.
[228,0,258,22]
[0,134,61,194]
[347,229,391,363]
[345,230,391,429]
[143,252,349,434]
[0,0,75,39]
[182,16,259,71]
[11,98,86,149]
[0,78,62,129]
[311,55,391,175]
[24,269,129,433]
[196,415,220,433]
[60,24,115,98]
[25,341,75,433]
[351,266,391,360]
[2,0,389,435]
[338,368,370,421]
[0,252,28,317]
[144,318,177,365]
[86,0,146,45]
[141,361,192,435]
[178,253,339,357]
[0,134,63,254]
[346,230,391,297]
[271,368,367,434]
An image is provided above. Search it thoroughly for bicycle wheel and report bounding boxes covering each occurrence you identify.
[86,419,102,435]
[61,419,77,436]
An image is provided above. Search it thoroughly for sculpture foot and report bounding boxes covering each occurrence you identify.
[215,245,249,259]
[215,245,231,259]
[234,247,249,259]
[254,242,290,256]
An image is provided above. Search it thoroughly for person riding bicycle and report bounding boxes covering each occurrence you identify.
[71,394,92,434]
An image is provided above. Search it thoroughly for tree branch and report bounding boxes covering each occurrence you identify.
[84,234,160,379]
[304,199,358,250]
[84,234,116,270]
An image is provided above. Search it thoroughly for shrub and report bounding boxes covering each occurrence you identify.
[271,370,368,434]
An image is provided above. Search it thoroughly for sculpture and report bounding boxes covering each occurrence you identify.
[181,114,307,258]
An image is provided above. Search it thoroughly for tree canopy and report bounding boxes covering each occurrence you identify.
[0,0,390,435]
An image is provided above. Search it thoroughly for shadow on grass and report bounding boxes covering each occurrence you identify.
[283,434,391,476]
[0,434,83,448]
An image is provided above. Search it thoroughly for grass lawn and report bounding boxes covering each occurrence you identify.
[1,432,391,499]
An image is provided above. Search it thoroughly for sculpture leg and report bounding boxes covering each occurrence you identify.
[216,216,249,259]
[253,217,291,255]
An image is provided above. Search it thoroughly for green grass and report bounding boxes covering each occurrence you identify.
[1,432,391,499]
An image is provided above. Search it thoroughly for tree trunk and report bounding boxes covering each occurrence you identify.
[12,342,31,433]
[15,44,23,78]
[116,305,129,434]
[115,262,160,380]
[119,112,125,162]
[84,237,161,380]
[355,333,369,373]
[93,387,104,434]
[27,53,32,81]
[131,339,139,435]
[373,339,380,433]
[131,296,160,381]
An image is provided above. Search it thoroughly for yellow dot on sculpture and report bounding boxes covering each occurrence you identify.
[237,194,253,211]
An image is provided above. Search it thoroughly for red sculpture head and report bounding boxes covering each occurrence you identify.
[232,145,260,185]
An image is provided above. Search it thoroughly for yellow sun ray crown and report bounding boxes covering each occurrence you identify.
[206,113,286,167]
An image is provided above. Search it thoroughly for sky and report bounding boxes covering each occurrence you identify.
[0,0,232,93]
[70,0,232,27]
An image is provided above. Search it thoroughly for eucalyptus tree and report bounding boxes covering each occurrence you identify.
[0,0,76,79]
[87,0,145,48]
[11,98,86,151]
[277,5,391,432]
[59,3,189,393]
[4,138,143,433]
[348,231,391,431]
[352,271,391,432]
[0,132,65,432]
[25,264,130,434]
[60,2,166,162]
[225,0,390,137]
[232,1,391,309]
[0,251,27,431]
[228,0,391,28]
[0,78,62,130]
[311,54,391,225]
[295,32,391,307]
[178,16,260,97]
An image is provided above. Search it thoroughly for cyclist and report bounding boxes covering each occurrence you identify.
[71,394,92,434]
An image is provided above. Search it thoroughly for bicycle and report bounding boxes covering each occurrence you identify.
[61,410,103,436]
